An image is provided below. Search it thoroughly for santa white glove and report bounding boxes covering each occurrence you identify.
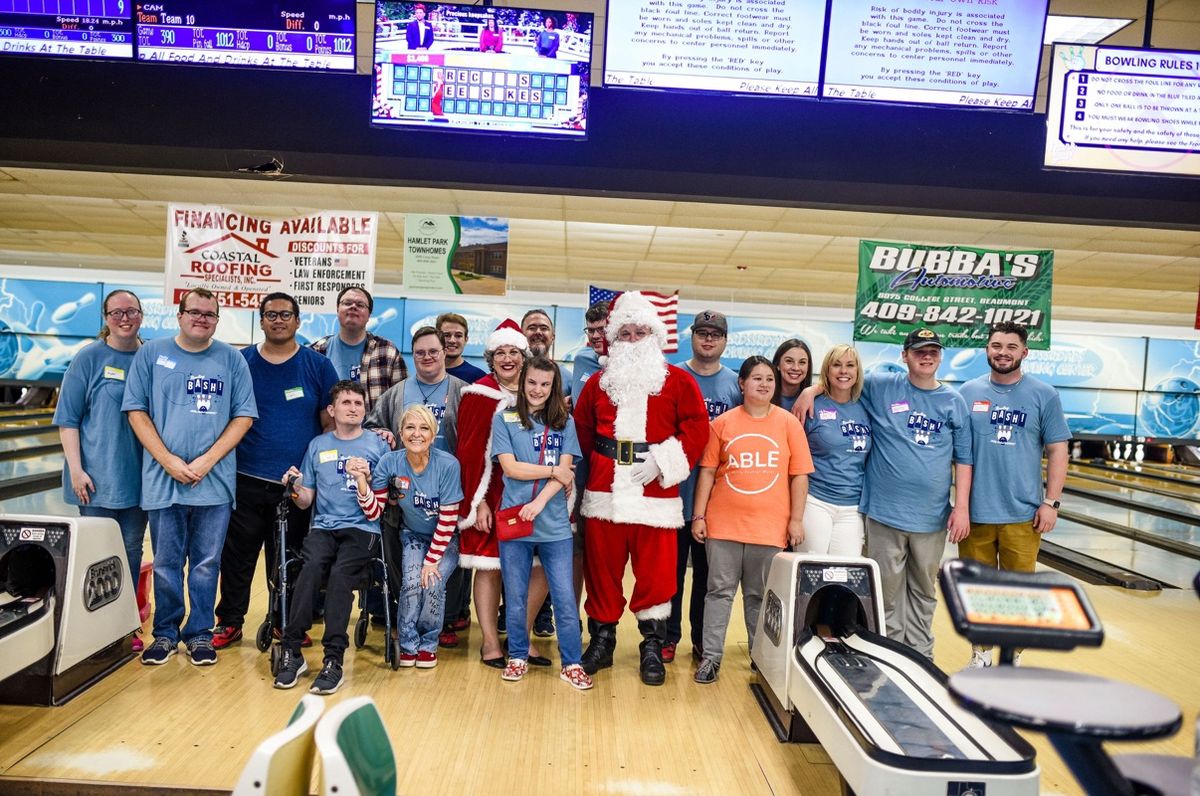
[629,450,661,486]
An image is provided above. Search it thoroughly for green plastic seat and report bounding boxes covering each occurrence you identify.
[233,694,324,796]
[315,696,397,796]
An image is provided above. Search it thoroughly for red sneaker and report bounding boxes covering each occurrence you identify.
[661,642,676,663]
[130,630,144,653]
[416,651,437,669]
[398,652,417,668]
[272,628,313,648]
[449,617,470,632]
[438,630,459,648]
[211,624,242,650]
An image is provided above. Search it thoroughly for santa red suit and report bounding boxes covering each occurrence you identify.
[573,292,709,684]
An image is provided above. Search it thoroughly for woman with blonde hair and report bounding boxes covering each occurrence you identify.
[798,344,872,556]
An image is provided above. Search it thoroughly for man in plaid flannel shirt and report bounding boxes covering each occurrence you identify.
[309,286,407,413]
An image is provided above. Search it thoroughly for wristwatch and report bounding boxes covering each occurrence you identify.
[1043,499,1061,510]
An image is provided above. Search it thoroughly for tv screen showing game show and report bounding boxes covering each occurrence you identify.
[371,2,592,137]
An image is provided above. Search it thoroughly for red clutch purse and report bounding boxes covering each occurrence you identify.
[495,505,535,541]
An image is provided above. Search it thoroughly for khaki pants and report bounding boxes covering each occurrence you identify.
[864,517,947,661]
[958,521,1040,574]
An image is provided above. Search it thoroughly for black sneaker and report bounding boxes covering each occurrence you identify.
[274,650,308,689]
[186,638,218,666]
[533,613,555,638]
[694,658,720,684]
[140,637,177,665]
[311,659,344,695]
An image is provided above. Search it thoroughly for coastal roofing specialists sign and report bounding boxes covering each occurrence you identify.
[166,204,378,312]
[853,240,1054,350]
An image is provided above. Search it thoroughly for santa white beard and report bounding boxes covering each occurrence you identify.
[601,337,668,406]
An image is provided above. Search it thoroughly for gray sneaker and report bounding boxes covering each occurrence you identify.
[274,650,308,689]
[693,657,720,684]
[310,659,344,695]
[140,637,177,666]
[186,638,218,666]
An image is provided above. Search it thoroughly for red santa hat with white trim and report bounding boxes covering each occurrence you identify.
[605,291,669,349]
[486,318,530,353]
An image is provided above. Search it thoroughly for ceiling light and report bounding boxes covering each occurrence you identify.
[1043,15,1133,45]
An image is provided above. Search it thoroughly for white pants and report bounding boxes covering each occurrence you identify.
[799,495,864,557]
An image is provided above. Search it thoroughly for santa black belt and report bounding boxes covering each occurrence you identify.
[593,435,650,466]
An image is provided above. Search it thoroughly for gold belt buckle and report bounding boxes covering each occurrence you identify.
[616,439,635,466]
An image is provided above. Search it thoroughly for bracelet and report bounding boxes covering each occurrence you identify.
[693,514,705,521]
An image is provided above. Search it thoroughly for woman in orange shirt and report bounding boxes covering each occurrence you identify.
[691,356,813,684]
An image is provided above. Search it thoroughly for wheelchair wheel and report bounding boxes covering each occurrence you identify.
[269,643,282,676]
[354,615,368,649]
[255,620,272,652]
[390,638,402,671]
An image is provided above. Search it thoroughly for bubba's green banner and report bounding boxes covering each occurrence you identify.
[853,240,1053,350]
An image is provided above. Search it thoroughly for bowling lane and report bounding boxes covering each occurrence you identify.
[1067,464,1200,502]
[1073,459,1200,489]
[0,452,62,481]
[0,430,59,454]
[0,487,72,516]
[1063,495,1200,547]
[1047,519,1198,589]
[1064,474,1200,516]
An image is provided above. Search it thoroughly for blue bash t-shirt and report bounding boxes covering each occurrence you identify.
[804,394,873,507]
[371,448,463,536]
[327,336,366,382]
[570,347,601,402]
[301,430,389,534]
[121,337,258,510]
[679,363,742,522]
[858,371,972,533]
[490,411,582,543]
[402,377,452,451]
[959,375,1071,524]
[237,345,338,481]
[54,340,142,509]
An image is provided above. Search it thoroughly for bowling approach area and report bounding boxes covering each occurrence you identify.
[0,556,1197,795]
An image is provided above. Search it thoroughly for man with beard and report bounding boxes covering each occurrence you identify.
[522,308,572,391]
[958,322,1069,668]
[573,292,709,686]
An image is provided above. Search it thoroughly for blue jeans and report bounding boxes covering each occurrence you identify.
[398,531,459,654]
[79,505,147,588]
[500,537,582,666]
[147,503,232,644]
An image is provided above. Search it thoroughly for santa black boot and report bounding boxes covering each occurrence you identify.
[638,619,667,686]
[581,620,617,675]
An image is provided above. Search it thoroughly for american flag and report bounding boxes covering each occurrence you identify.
[589,285,679,353]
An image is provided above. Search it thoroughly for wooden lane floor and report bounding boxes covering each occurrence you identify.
[0,562,1197,794]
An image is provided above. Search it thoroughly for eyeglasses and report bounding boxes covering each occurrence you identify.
[339,300,370,310]
[105,308,143,320]
[181,309,219,321]
[263,310,296,322]
[414,348,444,359]
[583,326,606,338]
[693,330,725,341]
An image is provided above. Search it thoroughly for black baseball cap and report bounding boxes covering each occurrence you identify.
[691,310,728,335]
[903,328,943,350]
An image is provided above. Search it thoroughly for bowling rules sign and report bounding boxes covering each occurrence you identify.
[853,240,1054,350]
[165,204,379,313]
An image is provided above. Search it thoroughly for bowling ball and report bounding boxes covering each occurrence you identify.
[0,322,18,376]
[1138,378,1200,438]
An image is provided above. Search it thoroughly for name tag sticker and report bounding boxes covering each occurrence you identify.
[503,411,520,423]
[319,449,338,464]
[284,387,304,401]
[818,409,837,421]
[155,355,176,370]
[972,400,991,413]
[890,401,910,414]
[103,365,126,381]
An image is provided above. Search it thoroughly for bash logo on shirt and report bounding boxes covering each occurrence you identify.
[186,375,224,414]
[335,456,356,491]
[989,405,1027,445]
[704,399,730,421]
[533,431,564,466]
[427,403,447,421]
[721,433,780,496]
[412,491,441,519]
[840,420,871,453]
[906,412,944,447]
[349,364,361,382]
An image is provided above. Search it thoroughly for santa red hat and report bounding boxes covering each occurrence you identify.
[486,318,530,353]
[605,291,669,349]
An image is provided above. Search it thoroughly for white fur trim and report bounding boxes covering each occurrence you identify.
[635,602,671,621]
[649,437,690,488]
[458,387,517,530]
[462,381,509,402]
[458,554,501,571]
[605,292,668,348]
[581,489,683,529]
[487,327,529,353]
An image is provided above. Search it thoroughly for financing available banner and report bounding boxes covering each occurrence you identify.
[166,204,378,313]
[853,240,1054,350]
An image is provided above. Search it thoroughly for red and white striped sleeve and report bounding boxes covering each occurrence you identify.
[358,486,389,521]
[424,503,461,566]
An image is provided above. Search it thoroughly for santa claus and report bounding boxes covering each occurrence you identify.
[573,292,709,685]
[455,318,530,668]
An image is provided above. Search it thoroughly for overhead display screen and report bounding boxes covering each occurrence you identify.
[371,3,592,137]
[0,0,134,59]
[135,1,356,71]
[602,0,826,96]
[822,0,1049,109]
[1044,44,1200,178]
